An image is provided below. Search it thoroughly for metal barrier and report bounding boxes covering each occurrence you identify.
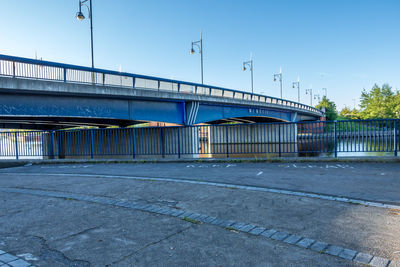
[0,54,323,116]
[0,119,398,160]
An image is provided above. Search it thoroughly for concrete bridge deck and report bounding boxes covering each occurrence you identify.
[0,54,324,129]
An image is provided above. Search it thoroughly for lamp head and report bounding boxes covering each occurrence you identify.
[273,78,276,82]
[243,66,246,71]
[190,48,195,55]
[76,11,85,20]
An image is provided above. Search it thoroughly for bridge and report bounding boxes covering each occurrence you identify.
[0,54,324,130]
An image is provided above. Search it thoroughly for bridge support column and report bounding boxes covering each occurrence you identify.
[208,123,298,158]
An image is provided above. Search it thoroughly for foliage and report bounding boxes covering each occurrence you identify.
[359,84,399,119]
[338,106,361,120]
[315,96,338,121]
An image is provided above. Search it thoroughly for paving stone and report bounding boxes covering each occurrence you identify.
[271,231,289,241]
[162,209,175,215]
[325,245,344,256]
[187,213,202,220]
[310,241,328,252]
[217,220,235,228]
[0,254,17,263]
[202,216,217,223]
[296,238,315,249]
[156,208,171,215]
[0,250,5,255]
[338,249,357,260]
[8,259,30,267]
[238,224,256,233]
[283,234,302,245]
[260,229,277,238]
[369,256,390,267]
[170,210,185,217]
[249,227,266,236]
[196,215,210,223]
[389,260,400,267]
[353,252,373,264]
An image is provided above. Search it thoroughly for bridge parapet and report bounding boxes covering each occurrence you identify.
[0,54,323,118]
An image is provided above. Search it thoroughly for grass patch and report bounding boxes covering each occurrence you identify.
[348,200,361,205]
[181,217,200,224]
[226,186,238,190]
[225,226,236,231]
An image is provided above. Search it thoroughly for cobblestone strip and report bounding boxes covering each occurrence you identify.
[0,187,398,267]
[0,249,33,267]
[3,172,400,210]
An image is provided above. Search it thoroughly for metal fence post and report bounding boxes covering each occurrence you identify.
[63,68,67,82]
[278,124,281,157]
[394,120,398,157]
[14,132,19,160]
[132,128,136,159]
[177,128,181,159]
[12,62,15,78]
[51,131,56,159]
[90,129,94,159]
[334,121,337,158]
[226,126,229,158]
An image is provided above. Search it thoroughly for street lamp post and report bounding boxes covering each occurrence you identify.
[314,94,320,103]
[273,68,283,98]
[243,56,254,94]
[190,31,203,84]
[306,88,313,106]
[292,76,300,102]
[322,88,327,98]
[76,0,94,69]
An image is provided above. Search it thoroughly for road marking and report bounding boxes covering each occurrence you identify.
[257,171,263,176]
[1,172,399,210]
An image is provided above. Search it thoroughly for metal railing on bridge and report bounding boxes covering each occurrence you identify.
[0,119,398,160]
[0,54,323,116]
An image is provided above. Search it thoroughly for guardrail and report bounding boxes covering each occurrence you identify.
[0,54,323,116]
[0,119,398,160]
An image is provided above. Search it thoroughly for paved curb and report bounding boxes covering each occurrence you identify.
[0,187,398,267]
[0,156,399,167]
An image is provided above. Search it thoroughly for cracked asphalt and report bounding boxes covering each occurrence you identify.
[0,162,399,266]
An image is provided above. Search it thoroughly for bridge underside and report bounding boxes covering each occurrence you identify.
[0,82,320,130]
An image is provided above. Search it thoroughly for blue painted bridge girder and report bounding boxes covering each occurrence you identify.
[0,77,321,129]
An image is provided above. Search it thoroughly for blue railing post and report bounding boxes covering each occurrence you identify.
[132,128,136,159]
[90,129,94,159]
[63,68,67,82]
[334,121,338,158]
[278,124,281,157]
[51,131,56,159]
[394,120,398,157]
[14,132,19,160]
[177,128,181,159]
[12,62,15,78]
[226,126,229,158]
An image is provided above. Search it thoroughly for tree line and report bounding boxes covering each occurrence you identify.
[315,84,400,121]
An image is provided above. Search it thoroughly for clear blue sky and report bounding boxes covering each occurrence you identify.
[1,0,399,109]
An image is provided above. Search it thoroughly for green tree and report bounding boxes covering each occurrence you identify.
[338,106,361,120]
[315,96,338,121]
[359,84,396,119]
